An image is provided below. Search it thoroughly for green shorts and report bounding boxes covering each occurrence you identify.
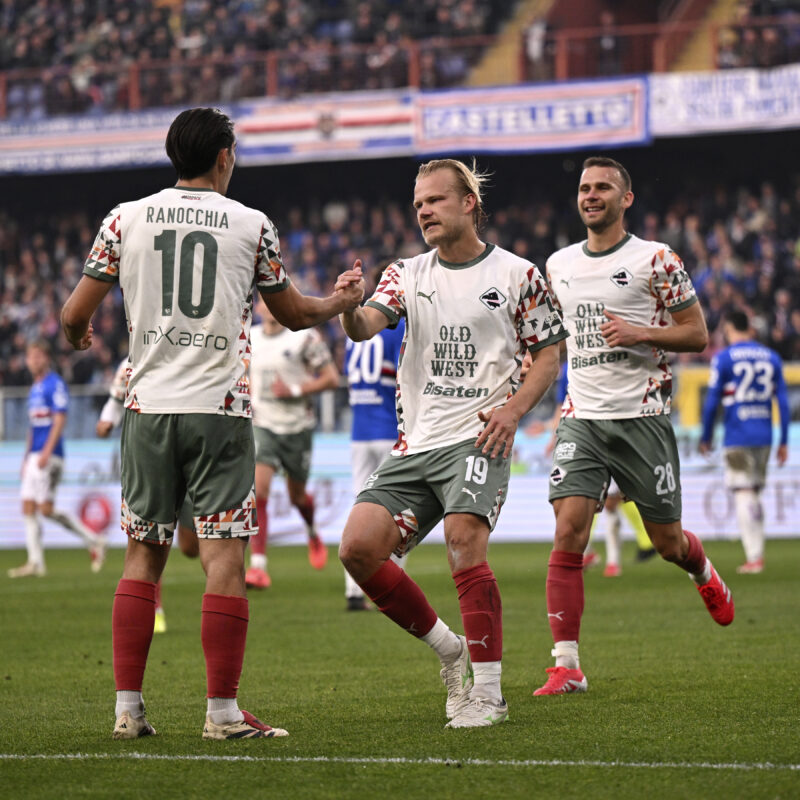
[356,438,510,555]
[548,416,682,524]
[121,411,256,543]
[254,426,312,482]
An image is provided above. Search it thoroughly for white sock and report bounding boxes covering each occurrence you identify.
[250,553,267,571]
[116,690,144,719]
[552,640,580,670]
[421,618,462,663]
[605,510,621,567]
[735,489,765,563]
[390,552,408,570]
[24,513,44,567]
[472,661,502,703]
[48,510,96,546]
[344,569,364,600]
[207,697,243,725]
[689,558,712,586]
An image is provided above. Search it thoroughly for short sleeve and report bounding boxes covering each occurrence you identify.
[51,376,69,413]
[255,217,290,294]
[365,261,406,326]
[650,247,697,312]
[302,329,334,371]
[83,206,121,282]
[518,265,568,352]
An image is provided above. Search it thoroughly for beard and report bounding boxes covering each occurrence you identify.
[579,204,622,233]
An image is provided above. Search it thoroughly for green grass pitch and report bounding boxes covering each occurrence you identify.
[1,539,798,799]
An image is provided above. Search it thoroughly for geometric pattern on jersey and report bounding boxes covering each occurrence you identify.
[250,323,333,434]
[83,187,290,417]
[366,244,567,455]
[546,234,697,419]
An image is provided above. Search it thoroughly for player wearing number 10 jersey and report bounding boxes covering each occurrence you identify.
[61,107,364,742]
[533,156,735,698]
[700,310,789,574]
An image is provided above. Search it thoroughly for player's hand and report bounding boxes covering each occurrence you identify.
[70,322,94,351]
[520,351,533,379]
[335,260,366,311]
[475,405,519,459]
[777,444,788,466]
[600,310,643,348]
[544,433,557,457]
[271,376,293,398]
[37,453,49,469]
[96,420,113,438]
[698,441,711,456]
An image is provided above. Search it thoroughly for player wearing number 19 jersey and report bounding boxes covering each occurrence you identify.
[338,159,565,728]
[700,310,789,574]
[533,156,735,699]
[61,108,364,742]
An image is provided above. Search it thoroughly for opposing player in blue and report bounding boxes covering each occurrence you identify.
[344,315,406,610]
[8,340,106,578]
[700,310,790,574]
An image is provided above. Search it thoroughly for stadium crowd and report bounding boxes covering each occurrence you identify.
[716,0,800,69]
[1,172,799,391]
[1,0,506,118]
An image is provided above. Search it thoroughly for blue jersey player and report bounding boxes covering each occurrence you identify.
[343,318,405,609]
[700,310,790,574]
[8,340,106,578]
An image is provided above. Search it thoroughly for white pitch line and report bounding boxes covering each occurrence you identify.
[1,754,798,771]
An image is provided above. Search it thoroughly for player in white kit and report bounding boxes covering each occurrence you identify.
[61,107,363,741]
[533,156,735,697]
[337,159,566,728]
[245,298,339,588]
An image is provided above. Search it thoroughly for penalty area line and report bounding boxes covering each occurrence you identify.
[1,754,798,771]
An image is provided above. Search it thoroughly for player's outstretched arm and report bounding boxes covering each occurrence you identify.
[476,341,561,459]
[61,275,114,350]
[263,264,364,331]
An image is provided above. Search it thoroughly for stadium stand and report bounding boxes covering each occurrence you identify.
[2,162,799,390]
[0,0,512,117]
[715,0,800,69]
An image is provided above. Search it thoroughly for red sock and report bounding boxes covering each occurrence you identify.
[453,562,502,662]
[545,550,584,643]
[361,560,437,637]
[296,493,315,529]
[252,498,267,556]
[202,594,249,698]
[154,579,162,609]
[112,579,157,691]
[678,529,706,574]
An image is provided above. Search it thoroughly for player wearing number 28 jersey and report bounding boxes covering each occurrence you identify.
[533,156,735,699]
[61,108,364,742]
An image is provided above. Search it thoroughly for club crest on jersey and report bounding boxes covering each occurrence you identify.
[610,268,633,288]
[549,466,568,485]
[479,287,507,310]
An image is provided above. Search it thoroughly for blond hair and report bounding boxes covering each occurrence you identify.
[416,158,490,231]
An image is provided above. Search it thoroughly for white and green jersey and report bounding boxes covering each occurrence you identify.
[250,323,333,434]
[83,186,289,416]
[545,233,697,419]
[367,243,567,456]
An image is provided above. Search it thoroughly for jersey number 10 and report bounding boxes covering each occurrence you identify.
[154,229,218,319]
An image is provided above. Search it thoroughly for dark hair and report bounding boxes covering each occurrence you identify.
[165,108,235,179]
[725,309,750,332]
[582,156,632,193]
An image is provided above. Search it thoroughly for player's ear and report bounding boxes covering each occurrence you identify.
[622,190,634,210]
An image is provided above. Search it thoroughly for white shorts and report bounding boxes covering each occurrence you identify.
[350,439,396,496]
[21,452,63,504]
[724,446,770,490]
